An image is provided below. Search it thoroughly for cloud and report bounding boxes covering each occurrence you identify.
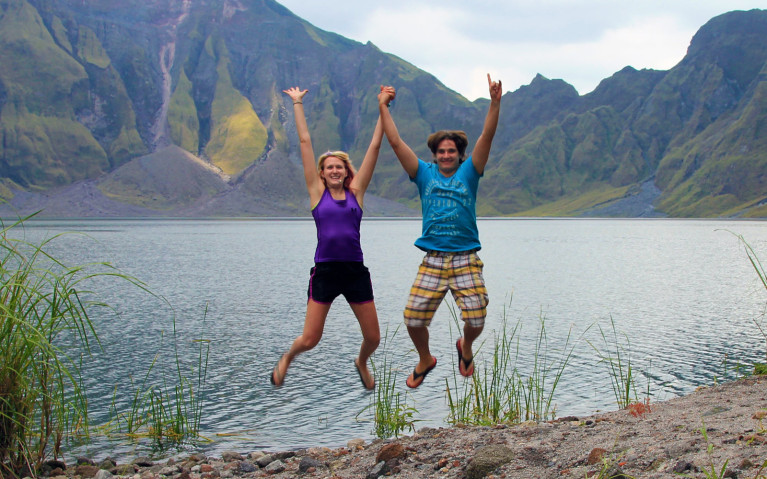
[277,1,765,100]
[511,14,694,94]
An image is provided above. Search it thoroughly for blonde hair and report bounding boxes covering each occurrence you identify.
[318,151,356,188]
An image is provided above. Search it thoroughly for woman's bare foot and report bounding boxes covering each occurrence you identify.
[270,354,289,387]
[355,358,375,390]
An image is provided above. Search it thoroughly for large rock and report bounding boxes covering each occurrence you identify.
[465,444,515,479]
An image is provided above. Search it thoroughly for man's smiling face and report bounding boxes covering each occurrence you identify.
[434,138,461,176]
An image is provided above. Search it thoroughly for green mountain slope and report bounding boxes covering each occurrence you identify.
[481,9,767,217]
[0,1,764,218]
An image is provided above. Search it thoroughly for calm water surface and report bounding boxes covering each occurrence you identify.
[11,218,767,461]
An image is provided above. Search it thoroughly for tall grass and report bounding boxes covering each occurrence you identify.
[446,301,575,426]
[104,311,210,444]
[0,215,210,475]
[359,325,418,439]
[521,314,574,422]
[586,316,638,409]
[446,303,521,425]
[366,232,767,437]
[677,421,731,479]
[0,216,143,476]
[731,232,767,362]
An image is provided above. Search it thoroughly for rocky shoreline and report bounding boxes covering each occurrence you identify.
[35,377,766,479]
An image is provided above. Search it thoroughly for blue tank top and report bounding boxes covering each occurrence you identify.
[311,188,364,262]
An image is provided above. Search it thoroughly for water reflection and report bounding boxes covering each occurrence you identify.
[9,218,767,461]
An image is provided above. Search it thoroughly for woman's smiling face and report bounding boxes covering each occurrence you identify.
[321,156,348,187]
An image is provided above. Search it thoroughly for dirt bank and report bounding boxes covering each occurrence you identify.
[50,376,767,479]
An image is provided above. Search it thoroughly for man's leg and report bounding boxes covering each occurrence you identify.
[451,251,489,376]
[405,325,437,388]
[404,253,446,387]
[407,325,432,373]
[459,323,483,361]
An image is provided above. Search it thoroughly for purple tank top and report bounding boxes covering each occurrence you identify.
[312,188,364,262]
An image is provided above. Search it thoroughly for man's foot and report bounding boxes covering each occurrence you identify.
[456,338,475,377]
[406,356,437,388]
[270,354,288,387]
[355,358,375,390]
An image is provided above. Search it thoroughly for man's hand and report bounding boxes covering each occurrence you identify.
[378,85,396,107]
[487,74,502,102]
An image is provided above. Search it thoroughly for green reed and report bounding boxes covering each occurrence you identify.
[520,313,574,421]
[359,325,418,438]
[722,230,767,376]
[103,308,210,444]
[587,440,635,479]
[0,215,211,476]
[446,300,574,426]
[591,457,635,479]
[678,421,731,479]
[0,215,143,476]
[734,232,767,361]
[446,302,521,425]
[587,315,638,409]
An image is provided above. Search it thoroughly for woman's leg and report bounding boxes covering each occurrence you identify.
[349,301,380,389]
[272,299,331,386]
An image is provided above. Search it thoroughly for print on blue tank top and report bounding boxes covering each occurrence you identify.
[412,158,481,252]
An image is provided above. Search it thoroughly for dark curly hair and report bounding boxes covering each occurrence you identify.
[426,130,469,160]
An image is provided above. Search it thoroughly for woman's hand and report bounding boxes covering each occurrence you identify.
[283,87,308,104]
[378,85,396,107]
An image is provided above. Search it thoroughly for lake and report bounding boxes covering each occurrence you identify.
[8,217,767,461]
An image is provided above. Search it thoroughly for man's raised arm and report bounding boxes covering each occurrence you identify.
[378,86,419,178]
[471,74,502,175]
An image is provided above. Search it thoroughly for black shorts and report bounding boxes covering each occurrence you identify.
[308,262,374,304]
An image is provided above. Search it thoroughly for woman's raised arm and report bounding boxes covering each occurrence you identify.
[284,87,323,205]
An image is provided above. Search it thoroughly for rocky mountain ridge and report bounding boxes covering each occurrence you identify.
[0,1,765,218]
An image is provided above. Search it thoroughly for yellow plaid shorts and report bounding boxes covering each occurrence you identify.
[404,250,489,328]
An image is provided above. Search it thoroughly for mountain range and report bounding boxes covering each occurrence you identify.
[0,0,765,218]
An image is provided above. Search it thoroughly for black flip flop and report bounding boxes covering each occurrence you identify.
[406,356,437,388]
[456,338,475,377]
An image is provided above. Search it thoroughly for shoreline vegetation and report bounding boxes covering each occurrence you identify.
[2,217,766,478]
[25,376,767,479]
[0,215,210,478]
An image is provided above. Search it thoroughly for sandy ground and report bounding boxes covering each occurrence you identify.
[277,376,767,478]
[59,376,767,479]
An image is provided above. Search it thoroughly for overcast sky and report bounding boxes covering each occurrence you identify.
[276,1,765,101]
